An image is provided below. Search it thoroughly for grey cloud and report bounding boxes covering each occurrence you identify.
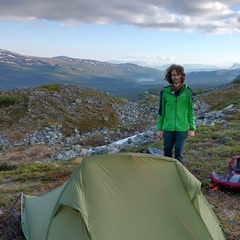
[0,0,240,33]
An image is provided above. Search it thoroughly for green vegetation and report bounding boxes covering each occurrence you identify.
[0,93,28,130]
[0,94,27,107]
[0,107,28,125]
[138,95,158,104]
[233,76,240,83]
[34,84,61,92]
[197,82,240,110]
[147,88,162,95]
[6,163,72,185]
[192,88,209,95]
[0,160,77,240]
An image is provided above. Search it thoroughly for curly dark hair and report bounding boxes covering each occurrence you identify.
[164,64,186,84]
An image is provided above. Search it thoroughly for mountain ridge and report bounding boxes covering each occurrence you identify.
[1,49,240,95]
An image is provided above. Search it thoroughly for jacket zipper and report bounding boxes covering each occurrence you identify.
[174,96,178,131]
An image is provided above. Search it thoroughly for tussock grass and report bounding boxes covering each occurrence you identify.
[0,93,28,127]
[0,160,78,240]
[0,94,26,107]
[197,83,240,110]
[34,84,61,92]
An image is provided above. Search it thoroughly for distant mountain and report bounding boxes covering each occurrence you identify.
[0,49,240,95]
[229,63,240,69]
[186,68,240,88]
[109,61,224,72]
[156,64,223,73]
[181,64,220,73]
[0,49,165,95]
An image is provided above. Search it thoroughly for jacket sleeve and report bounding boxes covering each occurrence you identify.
[188,88,196,131]
[157,90,164,131]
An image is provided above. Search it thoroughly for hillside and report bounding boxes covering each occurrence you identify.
[0,84,157,147]
[0,84,122,142]
[0,82,240,240]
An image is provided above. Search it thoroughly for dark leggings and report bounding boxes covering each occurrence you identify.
[163,131,188,163]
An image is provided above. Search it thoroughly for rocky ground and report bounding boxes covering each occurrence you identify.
[0,84,240,239]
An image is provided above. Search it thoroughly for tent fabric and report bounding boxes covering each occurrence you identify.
[21,153,226,240]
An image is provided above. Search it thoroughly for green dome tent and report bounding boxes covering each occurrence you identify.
[21,153,226,240]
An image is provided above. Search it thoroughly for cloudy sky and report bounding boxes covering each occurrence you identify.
[1,0,240,67]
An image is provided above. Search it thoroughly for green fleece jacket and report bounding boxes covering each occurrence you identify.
[157,84,196,132]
